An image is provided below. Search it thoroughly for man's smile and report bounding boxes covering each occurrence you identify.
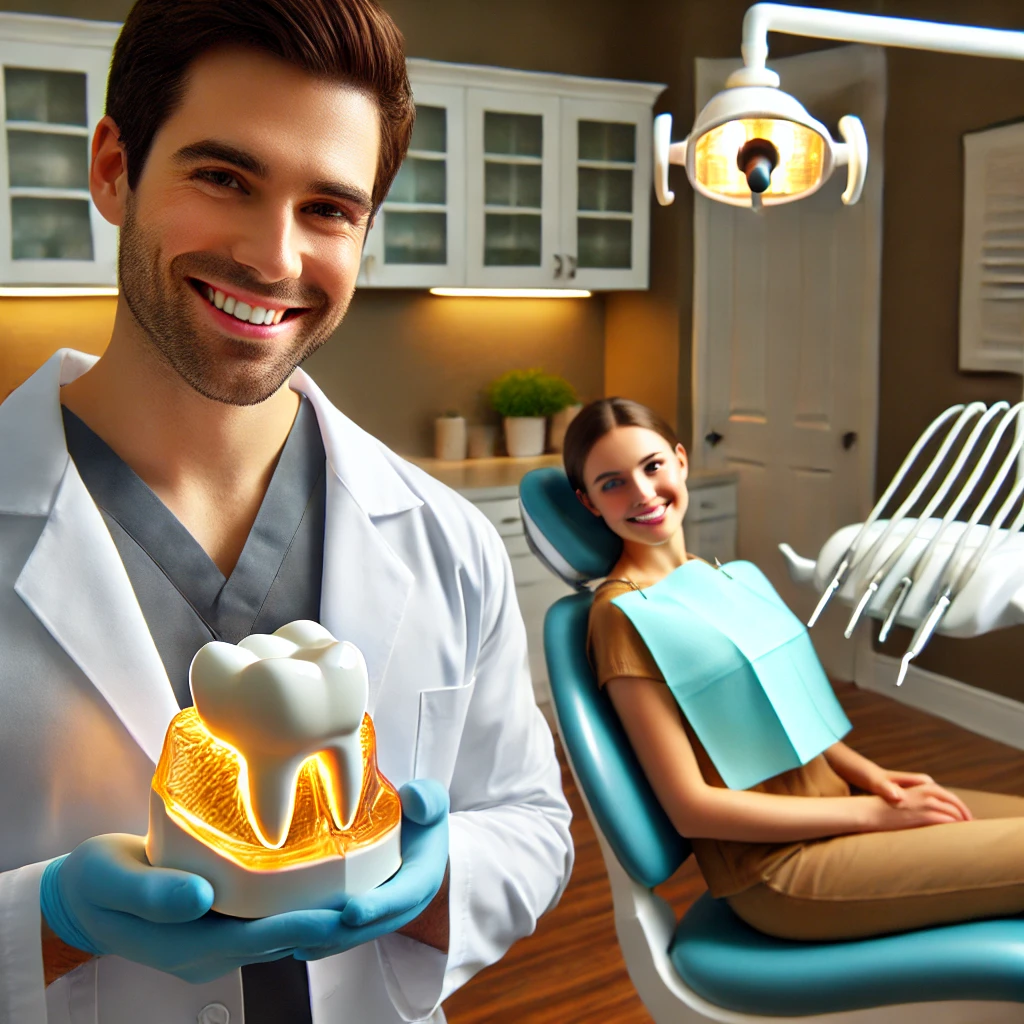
[188,277,307,327]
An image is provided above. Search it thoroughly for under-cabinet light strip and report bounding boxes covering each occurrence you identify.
[429,288,592,298]
[0,286,119,297]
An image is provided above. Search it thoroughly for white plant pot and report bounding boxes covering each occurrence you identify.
[504,416,547,458]
[548,403,583,454]
[434,416,467,461]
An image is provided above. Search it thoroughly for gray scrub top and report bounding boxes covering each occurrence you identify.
[62,396,326,1024]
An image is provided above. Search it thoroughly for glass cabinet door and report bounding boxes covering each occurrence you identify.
[359,82,465,288]
[559,98,653,290]
[0,27,119,285]
[465,89,561,288]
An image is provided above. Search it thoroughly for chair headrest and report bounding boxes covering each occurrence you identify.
[519,467,622,587]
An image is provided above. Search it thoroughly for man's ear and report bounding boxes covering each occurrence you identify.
[576,488,601,518]
[90,115,129,228]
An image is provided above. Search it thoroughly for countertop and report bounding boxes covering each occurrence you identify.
[405,453,738,498]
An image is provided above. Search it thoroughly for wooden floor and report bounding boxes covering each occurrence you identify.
[443,681,1024,1024]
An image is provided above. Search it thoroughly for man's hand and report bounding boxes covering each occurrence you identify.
[40,834,347,984]
[297,778,450,960]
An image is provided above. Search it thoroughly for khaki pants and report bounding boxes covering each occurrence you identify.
[727,789,1024,940]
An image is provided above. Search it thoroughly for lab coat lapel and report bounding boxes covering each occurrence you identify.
[292,371,420,714]
[320,473,413,714]
[2,350,179,765]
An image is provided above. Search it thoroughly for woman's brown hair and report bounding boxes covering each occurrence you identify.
[106,0,415,212]
[562,397,681,496]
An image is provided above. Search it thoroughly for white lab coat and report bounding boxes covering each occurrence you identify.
[0,349,573,1024]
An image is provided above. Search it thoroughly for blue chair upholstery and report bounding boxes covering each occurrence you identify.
[521,466,1024,1020]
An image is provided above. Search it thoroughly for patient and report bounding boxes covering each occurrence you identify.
[566,396,1024,941]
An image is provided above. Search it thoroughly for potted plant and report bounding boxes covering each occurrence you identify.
[488,369,577,458]
[434,409,467,461]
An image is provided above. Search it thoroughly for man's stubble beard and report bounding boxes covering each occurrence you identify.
[117,194,349,407]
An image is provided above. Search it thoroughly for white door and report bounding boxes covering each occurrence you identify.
[693,45,886,680]
[465,88,561,288]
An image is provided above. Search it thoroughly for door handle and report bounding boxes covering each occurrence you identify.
[554,254,564,279]
[567,255,578,280]
[842,431,857,450]
[705,430,724,446]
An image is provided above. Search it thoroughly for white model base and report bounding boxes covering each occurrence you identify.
[146,790,402,919]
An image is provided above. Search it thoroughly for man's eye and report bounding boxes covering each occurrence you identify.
[195,169,241,190]
[306,202,353,221]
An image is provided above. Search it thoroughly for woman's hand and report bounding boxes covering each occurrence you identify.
[862,767,972,820]
[865,783,972,832]
[862,766,933,804]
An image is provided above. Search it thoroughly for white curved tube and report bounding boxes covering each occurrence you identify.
[876,402,1020,641]
[896,474,1024,685]
[739,4,1024,75]
[841,402,988,634]
[806,403,965,627]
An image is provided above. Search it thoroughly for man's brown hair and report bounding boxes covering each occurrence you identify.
[106,0,414,211]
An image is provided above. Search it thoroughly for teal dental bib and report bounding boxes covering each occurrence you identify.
[611,560,851,791]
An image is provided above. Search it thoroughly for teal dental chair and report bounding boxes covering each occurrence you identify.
[519,466,1024,1024]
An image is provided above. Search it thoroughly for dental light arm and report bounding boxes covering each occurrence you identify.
[655,4,1024,208]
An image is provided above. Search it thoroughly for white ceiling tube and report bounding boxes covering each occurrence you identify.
[654,3,1024,208]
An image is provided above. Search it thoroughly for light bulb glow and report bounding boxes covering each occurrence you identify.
[694,117,826,199]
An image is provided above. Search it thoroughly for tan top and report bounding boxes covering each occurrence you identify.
[587,577,850,898]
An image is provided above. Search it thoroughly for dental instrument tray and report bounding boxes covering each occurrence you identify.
[781,401,1024,683]
[146,620,402,918]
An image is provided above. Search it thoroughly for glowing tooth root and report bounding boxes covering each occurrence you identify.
[189,624,370,850]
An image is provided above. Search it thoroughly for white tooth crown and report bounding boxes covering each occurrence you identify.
[189,620,369,849]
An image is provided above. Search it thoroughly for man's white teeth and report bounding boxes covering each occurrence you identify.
[203,285,287,325]
[189,620,370,849]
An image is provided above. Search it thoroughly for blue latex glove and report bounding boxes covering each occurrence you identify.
[40,834,344,983]
[296,778,450,960]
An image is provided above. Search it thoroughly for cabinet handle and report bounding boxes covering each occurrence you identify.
[554,254,564,279]
[567,255,578,280]
[501,515,521,524]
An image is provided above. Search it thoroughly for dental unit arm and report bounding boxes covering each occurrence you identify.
[781,402,1024,680]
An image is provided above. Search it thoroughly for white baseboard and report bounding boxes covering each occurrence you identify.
[857,651,1024,753]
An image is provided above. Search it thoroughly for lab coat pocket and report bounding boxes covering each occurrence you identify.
[412,677,476,786]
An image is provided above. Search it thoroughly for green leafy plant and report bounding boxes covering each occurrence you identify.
[488,369,578,418]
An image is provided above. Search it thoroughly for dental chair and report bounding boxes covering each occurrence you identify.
[519,466,1024,1023]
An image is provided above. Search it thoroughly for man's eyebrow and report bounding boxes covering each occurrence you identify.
[173,140,269,178]
[591,452,663,485]
[308,179,374,217]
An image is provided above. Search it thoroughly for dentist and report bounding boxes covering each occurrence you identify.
[0,1,573,1022]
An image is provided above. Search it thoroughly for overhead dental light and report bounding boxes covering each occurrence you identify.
[655,3,1024,209]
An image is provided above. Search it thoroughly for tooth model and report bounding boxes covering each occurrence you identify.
[146,621,401,918]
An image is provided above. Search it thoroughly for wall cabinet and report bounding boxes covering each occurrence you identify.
[360,60,664,292]
[0,13,120,287]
